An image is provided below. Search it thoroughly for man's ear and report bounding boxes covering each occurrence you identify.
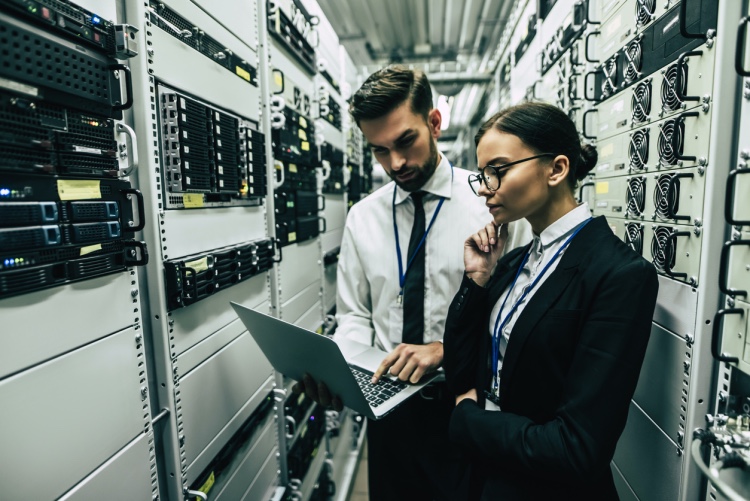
[548,155,571,187]
[428,108,442,139]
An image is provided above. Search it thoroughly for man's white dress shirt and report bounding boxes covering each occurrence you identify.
[335,153,532,351]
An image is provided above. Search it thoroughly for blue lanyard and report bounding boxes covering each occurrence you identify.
[393,164,454,295]
[491,217,593,390]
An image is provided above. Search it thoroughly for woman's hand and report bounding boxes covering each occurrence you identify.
[464,222,508,287]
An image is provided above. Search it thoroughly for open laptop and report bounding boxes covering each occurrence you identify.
[231,302,439,420]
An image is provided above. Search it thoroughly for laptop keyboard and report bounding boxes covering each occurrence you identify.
[350,365,408,408]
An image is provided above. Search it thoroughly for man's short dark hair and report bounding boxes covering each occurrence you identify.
[349,65,433,125]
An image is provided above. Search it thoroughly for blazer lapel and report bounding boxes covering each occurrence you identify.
[497,218,604,400]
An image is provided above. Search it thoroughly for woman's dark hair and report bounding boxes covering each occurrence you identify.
[350,65,433,125]
[475,102,597,188]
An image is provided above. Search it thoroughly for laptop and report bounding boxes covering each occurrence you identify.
[230,302,439,420]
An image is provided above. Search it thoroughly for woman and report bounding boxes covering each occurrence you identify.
[444,102,658,500]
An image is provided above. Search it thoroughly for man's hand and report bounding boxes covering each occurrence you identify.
[291,373,343,412]
[455,388,478,406]
[371,341,443,384]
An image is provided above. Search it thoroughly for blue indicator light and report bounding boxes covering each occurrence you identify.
[4,259,9,266]
[0,188,10,197]
[309,416,315,421]
[10,259,15,265]
[92,15,101,24]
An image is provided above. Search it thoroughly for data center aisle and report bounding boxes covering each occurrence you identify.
[347,440,369,501]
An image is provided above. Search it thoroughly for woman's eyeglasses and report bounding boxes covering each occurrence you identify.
[468,153,557,196]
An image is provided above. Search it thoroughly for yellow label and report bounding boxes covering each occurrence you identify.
[600,143,615,158]
[198,471,216,497]
[235,66,251,82]
[274,160,283,171]
[289,163,298,173]
[288,231,297,242]
[183,193,204,208]
[298,129,307,141]
[184,257,209,273]
[300,423,308,438]
[299,116,308,128]
[57,180,101,201]
[596,182,609,194]
[274,71,284,88]
[297,393,305,405]
[80,244,102,256]
[301,141,310,151]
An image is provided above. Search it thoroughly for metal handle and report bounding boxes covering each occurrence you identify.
[320,161,331,181]
[680,0,708,40]
[319,216,327,233]
[665,173,694,222]
[719,240,750,298]
[148,7,192,37]
[185,488,208,501]
[583,70,599,101]
[123,240,149,266]
[585,31,600,63]
[272,237,283,263]
[319,104,330,117]
[274,191,288,216]
[664,230,691,280]
[116,122,139,177]
[270,95,286,112]
[711,308,743,364]
[272,68,285,94]
[675,50,703,102]
[318,194,326,211]
[273,159,285,190]
[182,266,199,301]
[121,188,146,231]
[578,181,595,203]
[737,17,750,76]
[110,64,133,111]
[285,415,296,439]
[672,112,700,162]
[691,438,748,501]
[582,109,598,139]
[725,168,750,225]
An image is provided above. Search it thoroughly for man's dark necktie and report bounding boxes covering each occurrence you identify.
[402,191,426,345]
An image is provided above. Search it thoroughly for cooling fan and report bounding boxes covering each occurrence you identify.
[631,80,651,124]
[661,63,687,113]
[628,129,649,171]
[626,176,647,217]
[625,223,644,255]
[658,119,684,167]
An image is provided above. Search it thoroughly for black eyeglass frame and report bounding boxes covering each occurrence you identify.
[468,153,558,195]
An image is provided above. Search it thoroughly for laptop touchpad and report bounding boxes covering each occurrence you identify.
[349,348,387,372]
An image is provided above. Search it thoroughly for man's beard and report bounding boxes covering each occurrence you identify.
[392,140,440,192]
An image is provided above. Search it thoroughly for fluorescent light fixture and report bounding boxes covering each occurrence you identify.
[437,94,453,130]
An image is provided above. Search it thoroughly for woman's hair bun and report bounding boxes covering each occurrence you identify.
[577,143,598,180]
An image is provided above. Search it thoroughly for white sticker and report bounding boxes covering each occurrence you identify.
[612,98,625,113]
[597,163,611,172]
[73,145,102,155]
[596,201,609,208]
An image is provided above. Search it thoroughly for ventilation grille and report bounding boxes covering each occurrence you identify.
[631,80,651,124]
[625,223,644,255]
[629,129,649,171]
[658,119,684,167]
[661,63,687,113]
[651,226,677,273]
[626,177,647,217]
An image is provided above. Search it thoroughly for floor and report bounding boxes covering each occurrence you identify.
[347,439,368,501]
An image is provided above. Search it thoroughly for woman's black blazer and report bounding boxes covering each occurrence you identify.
[444,216,658,501]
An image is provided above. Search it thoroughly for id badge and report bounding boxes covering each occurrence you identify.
[388,298,404,344]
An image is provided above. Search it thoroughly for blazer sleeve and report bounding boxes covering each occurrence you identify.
[444,273,490,396]
[449,258,658,483]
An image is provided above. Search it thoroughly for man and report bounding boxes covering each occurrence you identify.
[297,65,530,500]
